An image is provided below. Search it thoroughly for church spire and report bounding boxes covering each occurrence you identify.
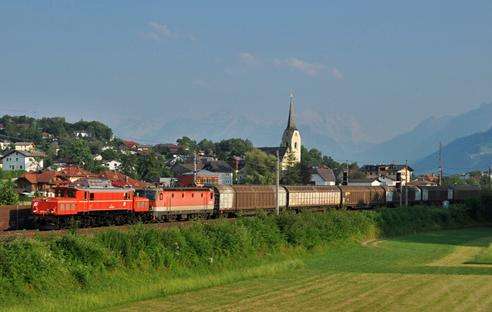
[287,91,297,130]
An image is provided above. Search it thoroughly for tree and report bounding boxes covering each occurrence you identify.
[136,153,163,182]
[198,139,215,155]
[241,149,276,185]
[215,138,253,161]
[0,181,19,205]
[281,153,302,185]
[59,139,94,169]
[177,136,197,155]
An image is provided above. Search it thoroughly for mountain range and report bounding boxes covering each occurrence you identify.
[112,102,492,174]
[413,126,492,174]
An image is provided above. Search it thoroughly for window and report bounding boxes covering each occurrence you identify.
[210,193,213,199]
[192,193,194,198]
[172,193,175,198]
[159,193,163,200]
[19,165,23,169]
[182,193,184,198]
[90,193,94,201]
[201,193,203,198]
[294,142,297,149]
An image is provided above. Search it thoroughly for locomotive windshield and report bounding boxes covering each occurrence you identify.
[135,189,156,200]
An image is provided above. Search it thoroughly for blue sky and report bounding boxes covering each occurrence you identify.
[1,1,491,142]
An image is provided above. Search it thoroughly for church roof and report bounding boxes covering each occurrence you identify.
[286,93,297,130]
[258,147,288,159]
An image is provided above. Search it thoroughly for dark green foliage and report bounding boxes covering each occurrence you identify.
[0,180,20,205]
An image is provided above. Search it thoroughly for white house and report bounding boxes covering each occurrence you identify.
[1,150,45,172]
[310,167,336,186]
[14,142,35,152]
[0,140,11,150]
[74,131,90,138]
[104,160,122,171]
[93,154,103,161]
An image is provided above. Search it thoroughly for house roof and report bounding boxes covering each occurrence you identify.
[98,170,149,188]
[360,164,414,172]
[59,165,95,178]
[171,162,205,176]
[18,171,60,185]
[1,150,46,159]
[203,160,233,173]
[14,142,34,146]
[258,147,288,159]
[311,166,336,182]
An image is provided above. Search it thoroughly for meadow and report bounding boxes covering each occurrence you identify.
[0,204,490,311]
[112,227,492,311]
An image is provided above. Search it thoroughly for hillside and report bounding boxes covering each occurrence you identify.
[413,126,492,174]
[355,103,492,163]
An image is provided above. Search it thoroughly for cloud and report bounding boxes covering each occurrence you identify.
[273,57,325,76]
[141,21,196,41]
[331,67,343,80]
[238,52,259,66]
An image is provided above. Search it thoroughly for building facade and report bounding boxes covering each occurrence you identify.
[259,93,302,169]
[360,164,413,185]
[1,150,45,172]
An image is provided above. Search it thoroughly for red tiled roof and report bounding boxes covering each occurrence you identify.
[59,166,95,178]
[18,171,60,185]
[98,170,149,188]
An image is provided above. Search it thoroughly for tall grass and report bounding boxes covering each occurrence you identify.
[0,203,489,311]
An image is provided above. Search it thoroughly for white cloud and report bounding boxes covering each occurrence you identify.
[331,67,343,80]
[142,21,195,42]
[273,57,325,76]
[238,52,259,66]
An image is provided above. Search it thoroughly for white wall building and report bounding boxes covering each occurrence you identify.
[0,140,11,150]
[104,160,122,171]
[1,150,45,172]
[14,142,35,152]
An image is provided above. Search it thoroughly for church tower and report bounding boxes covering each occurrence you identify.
[281,93,302,166]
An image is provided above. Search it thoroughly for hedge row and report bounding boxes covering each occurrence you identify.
[0,202,489,304]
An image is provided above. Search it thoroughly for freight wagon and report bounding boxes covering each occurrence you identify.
[338,186,386,209]
[284,186,341,211]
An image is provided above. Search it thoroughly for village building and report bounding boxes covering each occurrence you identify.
[0,140,11,150]
[16,171,60,196]
[259,93,302,169]
[359,164,413,185]
[309,166,336,186]
[14,142,35,152]
[1,150,45,171]
[347,178,383,187]
[104,160,122,171]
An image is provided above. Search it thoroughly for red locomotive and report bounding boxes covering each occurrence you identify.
[32,179,149,227]
[136,188,214,221]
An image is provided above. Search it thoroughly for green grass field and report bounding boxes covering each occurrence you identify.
[110,227,492,312]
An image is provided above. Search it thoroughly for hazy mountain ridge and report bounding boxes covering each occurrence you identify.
[112,108,372,159]
[413,126,492,174]
[355,103,492,163]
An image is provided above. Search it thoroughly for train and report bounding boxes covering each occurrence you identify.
[30,181,482,228]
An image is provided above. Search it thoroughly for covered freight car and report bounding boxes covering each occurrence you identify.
[448,185,481,202]
[338,186,386,209]
[284,186,341,210]
[214,185,287,215]
[420,186,448,204]
[383,186,422,206]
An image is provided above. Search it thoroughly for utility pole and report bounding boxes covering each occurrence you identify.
[405,160,408,207]
[438,142,443,186]
[489,166,491,191]
[276,150,280,215]
[193,151,197,186]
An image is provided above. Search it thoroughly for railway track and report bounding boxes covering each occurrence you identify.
[0,218,230,239]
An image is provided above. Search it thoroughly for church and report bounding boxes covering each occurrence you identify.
[259,93,302,169]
